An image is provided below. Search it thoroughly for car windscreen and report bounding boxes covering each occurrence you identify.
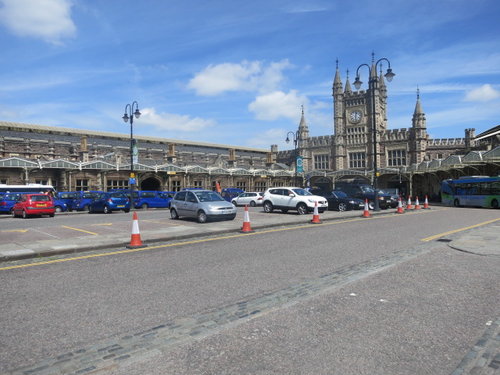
[83,193,99,199]
[4,193,20,200]
[195,191,225,202]
[291,188,312,196]
[360,186,374,193]
[333,191,348,198]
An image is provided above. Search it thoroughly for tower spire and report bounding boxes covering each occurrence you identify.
[344,69,352,93]
[333,58,343,94]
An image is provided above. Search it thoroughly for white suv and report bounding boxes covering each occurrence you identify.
[262,187,328,215]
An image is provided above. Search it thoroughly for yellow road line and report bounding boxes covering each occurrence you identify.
[61,226,99,236]
[420,218,500,242]
[1,229,29,233]
[0,208,446,272]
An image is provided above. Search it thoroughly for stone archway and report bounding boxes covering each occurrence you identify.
[310,176,332,191]
[140,176,161,191]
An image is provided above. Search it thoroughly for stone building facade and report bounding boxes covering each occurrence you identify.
[277,62,481,195]
[0,121,292,192]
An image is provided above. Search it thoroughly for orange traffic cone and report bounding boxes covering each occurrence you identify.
[310,201,322,224]
[362,199,371,218]
[241,205,254,233]
[415,196,421,210]
[396,196,405,214]
[423,195,430,209]
[407,196,414,210]
[127,211,147,248]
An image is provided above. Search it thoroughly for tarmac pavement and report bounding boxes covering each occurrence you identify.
[1,205,499,262]
[1,205,499,374]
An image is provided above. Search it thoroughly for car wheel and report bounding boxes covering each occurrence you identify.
[453,199,460,207]
[263,201,273,213]
[338,202,347,212]
[170,208,179,220]
[11,210,16,218]
[197,210,207,223]
[368,201,375,210]
[22,210,27,219]
[250,200,256,207]
[88,205,93,214]
[103,205,110,214]
[55,206,62,213]
[491,199,498,209]
[141,203,148,210]
[297,203,308,215]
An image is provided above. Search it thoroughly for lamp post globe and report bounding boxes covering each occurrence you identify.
[122,101,141,199]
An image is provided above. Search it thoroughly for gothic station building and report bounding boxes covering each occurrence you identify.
[277,60,478,195]
[0,121,292,192]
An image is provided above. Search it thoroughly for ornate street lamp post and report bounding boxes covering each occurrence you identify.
[286,130,301,186]
[122,101,141,194]
[353,56,395,211]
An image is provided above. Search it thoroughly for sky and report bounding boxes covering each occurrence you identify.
[0,0,499,152]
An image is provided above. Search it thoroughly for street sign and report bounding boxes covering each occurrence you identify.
[296,156,303,173]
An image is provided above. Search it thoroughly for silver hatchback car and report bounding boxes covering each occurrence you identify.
[170,190,237,223]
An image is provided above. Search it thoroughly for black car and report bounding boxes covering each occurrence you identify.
[379,189,400,208]
[334,184,392,209]
[309,189,365,211]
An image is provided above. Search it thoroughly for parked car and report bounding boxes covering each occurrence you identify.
[220,187,245,202]
[53,198,69,212]
[88,192,131,214]
[0,192,22,214]
[334,184,392,209]
[379,188,400,208]
[71,191,103,211]
[309,189,364,211]
[12,193,55,218]
[231,192,263,207]
[170,189,237,223]
[262,187,328,215]
[134,190,174,209]
[56,191,79,211]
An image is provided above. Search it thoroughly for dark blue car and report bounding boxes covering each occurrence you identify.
[56,192,78,211]
[72,191,103,211]
[0,192,22,214]
[134,190,175,209]
[88,192,131,214]
[220,188,245,202]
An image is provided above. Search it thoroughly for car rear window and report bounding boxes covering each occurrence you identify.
[110,193,127,198]
[31,195,50,202]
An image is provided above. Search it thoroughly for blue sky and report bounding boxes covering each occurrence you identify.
[0,0,499,151]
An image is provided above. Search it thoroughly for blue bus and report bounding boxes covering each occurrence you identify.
[441,176,500,208]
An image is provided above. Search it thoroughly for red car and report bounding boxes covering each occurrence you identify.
[12,194,55,218]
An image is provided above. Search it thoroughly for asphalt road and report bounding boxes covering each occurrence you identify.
[0,207,499,374]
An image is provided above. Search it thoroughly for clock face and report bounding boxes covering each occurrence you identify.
[349,110,362,123]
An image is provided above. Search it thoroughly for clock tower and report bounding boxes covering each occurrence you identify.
[332,60,388,172]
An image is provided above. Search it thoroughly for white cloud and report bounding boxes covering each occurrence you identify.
[139,107,215,132]
[248,90,307,121]
[188,60,292,96]
[0,0,76,45]
[246,128,286,149]
[464,84,500,102]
